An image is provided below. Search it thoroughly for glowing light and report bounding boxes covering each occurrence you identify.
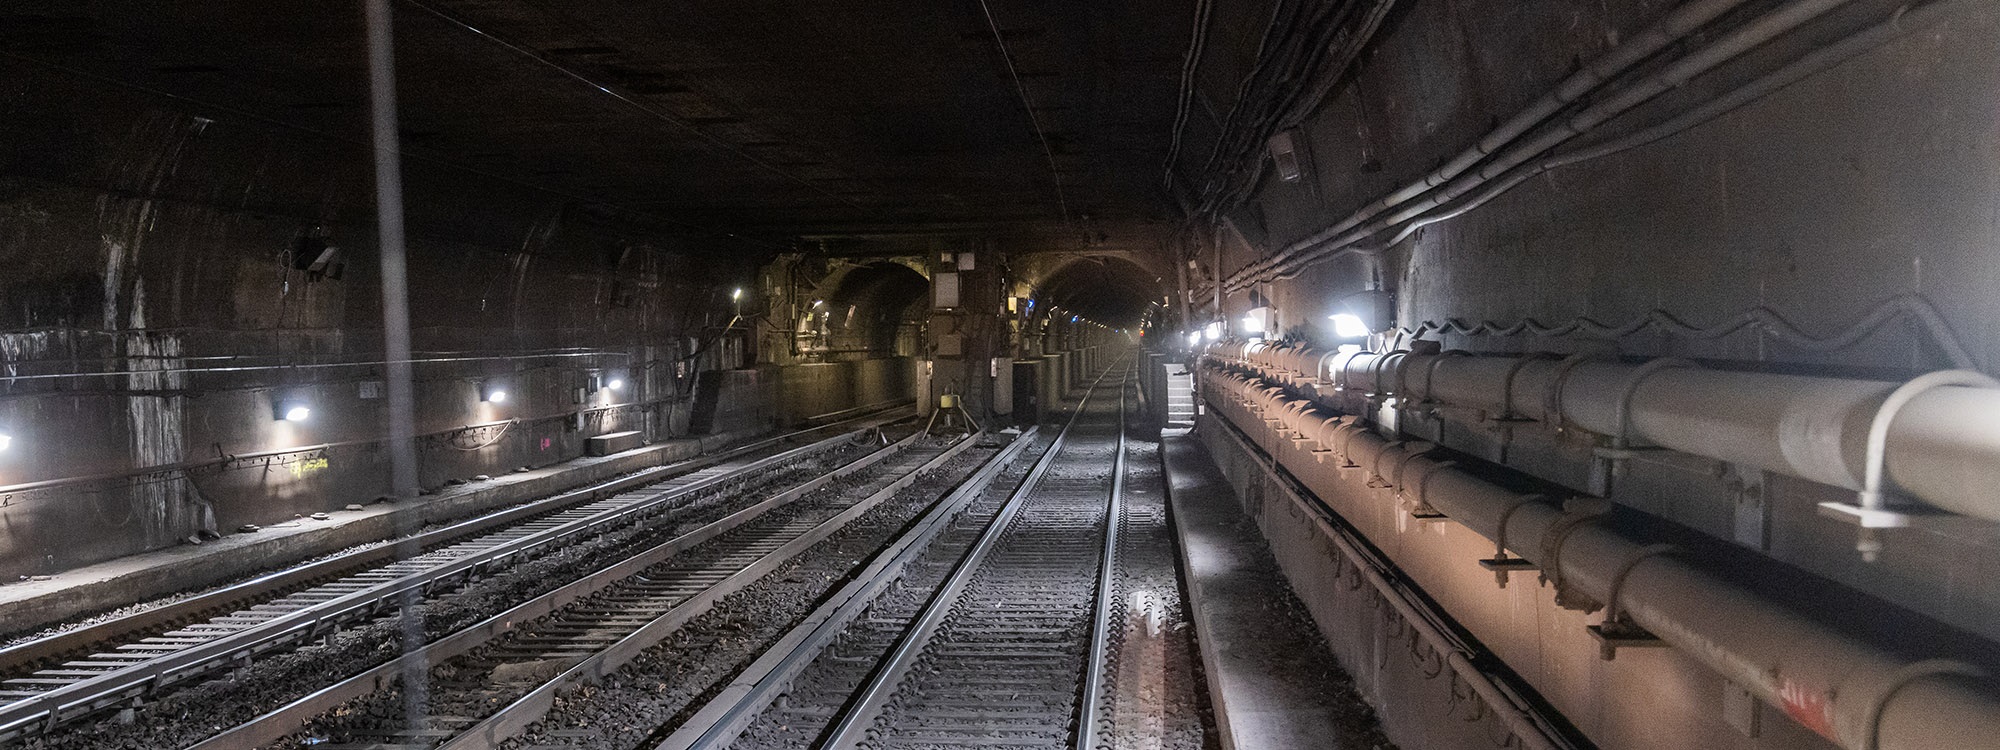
[1186,331,1200,346]
[1329,313,1370,338]
[484,388,508,404]
[1203,322,1222,340]
[1240,314,1265,333]
[0,434,11,452]
[731,288,744,301]
[284,406,311,423]
[608,378,626,391]
[812,299,824,308]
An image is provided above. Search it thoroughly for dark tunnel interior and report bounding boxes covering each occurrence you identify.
[1,2,1997,749]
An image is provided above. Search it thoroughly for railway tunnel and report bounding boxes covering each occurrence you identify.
[0,1,1997,749]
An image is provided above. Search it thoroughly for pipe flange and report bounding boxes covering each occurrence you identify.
[1495,352,1558,422]
[1419,350,1470,406]
[1329,349,1370,392]
[1366,350,1405,399]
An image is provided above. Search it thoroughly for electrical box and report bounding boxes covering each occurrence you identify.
[934,272,961,308]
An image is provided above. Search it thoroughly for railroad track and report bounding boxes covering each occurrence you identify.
[0,407,908,746]
[194,428,982,750]
[659,357,1136,750]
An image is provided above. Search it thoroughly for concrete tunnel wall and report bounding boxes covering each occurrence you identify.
[1173,1,2000,748]
[0,59,916,579]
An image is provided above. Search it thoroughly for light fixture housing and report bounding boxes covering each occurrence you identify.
[1328,290,1395,339]
[274,397,312,422]
[607,378,626,391]
[1329,313,1371,338]
[482,383,508,403]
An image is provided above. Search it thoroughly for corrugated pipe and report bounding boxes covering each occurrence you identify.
[1201,365,2000,750]
[1227,0,1851,291]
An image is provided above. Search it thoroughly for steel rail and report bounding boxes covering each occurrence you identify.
[435,431,983,750]
[0,409,909,741]
[653,427,1045,750]
[1076,369,1130,749]
[0,404,908,679]
[188,428,942,750]
[821,357,1130,749]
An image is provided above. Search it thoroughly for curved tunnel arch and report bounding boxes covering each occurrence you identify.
[1028,255,1165,330]
[812,261,930,357]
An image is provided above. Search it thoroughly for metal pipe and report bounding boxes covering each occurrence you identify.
[1256,0,1857,284]
[1233,347,2000,524]
[1202,366,2000,750]
[1225,0,1759,288]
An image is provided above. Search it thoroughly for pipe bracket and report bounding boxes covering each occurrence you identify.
[1587,542,1677,660]
[1480,494,1547,588]
[1541,354,1598,435]
[1816,369,2000,562]
[1405,460,1460,521]
[1539,498,1614,611]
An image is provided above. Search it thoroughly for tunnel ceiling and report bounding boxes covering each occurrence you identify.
[1037,256,1161,328]
[1,0,1194,244]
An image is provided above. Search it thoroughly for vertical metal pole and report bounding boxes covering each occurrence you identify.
[365,0,425,728]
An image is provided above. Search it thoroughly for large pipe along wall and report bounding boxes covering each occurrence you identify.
[1197,343,2000,750]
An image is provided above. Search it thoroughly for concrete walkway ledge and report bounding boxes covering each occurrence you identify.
[0,427,770,638]
[1164,435,1387,750]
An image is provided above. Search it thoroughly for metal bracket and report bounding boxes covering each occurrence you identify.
[1541,354,1598,436]
[1493,352,1557,422]
[1816,370,2000,562]
[1401,460,1458,522]
[1479,494,1546,587]
[1539,498,1613,611]
[1588,543,1676,660]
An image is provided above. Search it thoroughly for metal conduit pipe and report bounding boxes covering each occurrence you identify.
[1200,367,2000,750]
[1202,344,2000,527]
[1248,0,1857,285]
[1224,0,1757,289]
[1293,350,2000,524]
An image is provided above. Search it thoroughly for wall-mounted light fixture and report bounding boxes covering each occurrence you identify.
[481,382,509,403]
[273,394,312,422]
[1241,306,1270,334]
[1329,313,1371,338]
[1203,321,1223,340]
[607,377,626,391]
[1328,290,1395,339]
[731,287,744,302]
